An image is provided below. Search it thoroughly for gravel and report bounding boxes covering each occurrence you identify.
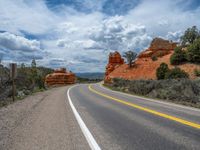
[0,86,89,150]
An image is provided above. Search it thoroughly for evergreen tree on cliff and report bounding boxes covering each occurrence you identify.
[181,26,200,46]
[123,50,137,68]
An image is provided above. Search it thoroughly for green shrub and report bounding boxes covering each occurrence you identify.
[165,67,189,79]
[151,56,158,61]
[187,38,200,63]
[110,78,200,104]
[156,63,169,80]
[112,78,129,87]
[170,46,187,65]
[128,80,156,95]
[194,69,200,77]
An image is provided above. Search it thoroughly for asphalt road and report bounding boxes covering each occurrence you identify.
[69,83,200,150]
[1,84,200,150]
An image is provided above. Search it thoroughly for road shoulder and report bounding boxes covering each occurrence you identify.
[0,86,90,150]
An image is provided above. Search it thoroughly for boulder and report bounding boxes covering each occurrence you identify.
[45,68,76,86]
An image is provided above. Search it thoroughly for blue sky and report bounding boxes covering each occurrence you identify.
[0,0,200,72]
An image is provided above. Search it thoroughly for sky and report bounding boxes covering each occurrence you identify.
[0,0,200,72]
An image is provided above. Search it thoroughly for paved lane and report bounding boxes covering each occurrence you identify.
[69,84,200,150]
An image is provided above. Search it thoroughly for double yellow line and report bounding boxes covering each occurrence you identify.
[88,85,200,130]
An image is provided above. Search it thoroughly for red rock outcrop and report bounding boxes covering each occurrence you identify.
[45,68,76,86]
[138,38,177,58]
[104,51,124,83]
[104,38,200,83]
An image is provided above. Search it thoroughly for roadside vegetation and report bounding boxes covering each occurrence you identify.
[105,26,200,108]
[170,26,200,66]
[105,78,200,108]
[156,63,189,80]
[0,59,53,107]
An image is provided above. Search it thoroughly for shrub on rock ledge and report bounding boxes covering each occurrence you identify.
[170,46,187,65]
[156,63,169,80]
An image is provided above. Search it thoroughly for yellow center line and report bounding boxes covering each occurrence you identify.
[88,84,200,130]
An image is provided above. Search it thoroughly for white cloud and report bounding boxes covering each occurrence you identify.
[0,32,41,51]
[0,32,45,63]
[0,0,60,35]
[166,31,183,42]
[88,16,152,52]
[126,0,200,36]
[0,0,200,72]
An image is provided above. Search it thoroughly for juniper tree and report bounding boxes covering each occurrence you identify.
[123,50,137,68]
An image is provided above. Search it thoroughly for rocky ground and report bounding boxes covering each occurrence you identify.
[0,86,89,150]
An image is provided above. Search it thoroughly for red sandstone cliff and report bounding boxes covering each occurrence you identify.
[45,68,76,86]
[104,38,200,83]
[138,38,177,58]
[104,51,124,83]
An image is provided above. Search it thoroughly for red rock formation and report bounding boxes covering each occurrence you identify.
[104,38,200,83]
[104,51,124,83]
[45,68,76,86]
[138,38,177,58]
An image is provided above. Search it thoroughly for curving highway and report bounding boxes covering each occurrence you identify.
[68,83,200,150]
[1,83,200,150]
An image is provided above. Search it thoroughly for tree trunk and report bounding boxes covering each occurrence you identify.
[129,61,132,68]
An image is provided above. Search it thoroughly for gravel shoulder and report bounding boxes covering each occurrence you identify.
[0,86,89,150]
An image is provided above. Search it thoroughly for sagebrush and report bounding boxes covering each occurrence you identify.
[110,78,200,105]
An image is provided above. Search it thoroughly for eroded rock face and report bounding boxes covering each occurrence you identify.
[104,38,180,83]
[104,51,124,83]
[139,38,177,58]
[45,68,76,86]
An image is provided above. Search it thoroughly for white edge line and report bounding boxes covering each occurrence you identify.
[99,83,200,112]
[66,85,101,150]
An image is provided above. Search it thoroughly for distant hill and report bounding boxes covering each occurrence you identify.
[76,72,104,79]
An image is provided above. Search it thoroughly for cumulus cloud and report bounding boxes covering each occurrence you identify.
[54,15,152,72]
[126,0,200,36]
[166,31,183,42]
[88,16,152,52]
[0,0,60,35]
[0,0,200,72]
[0,32,41,51]
[0,32,45,62]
